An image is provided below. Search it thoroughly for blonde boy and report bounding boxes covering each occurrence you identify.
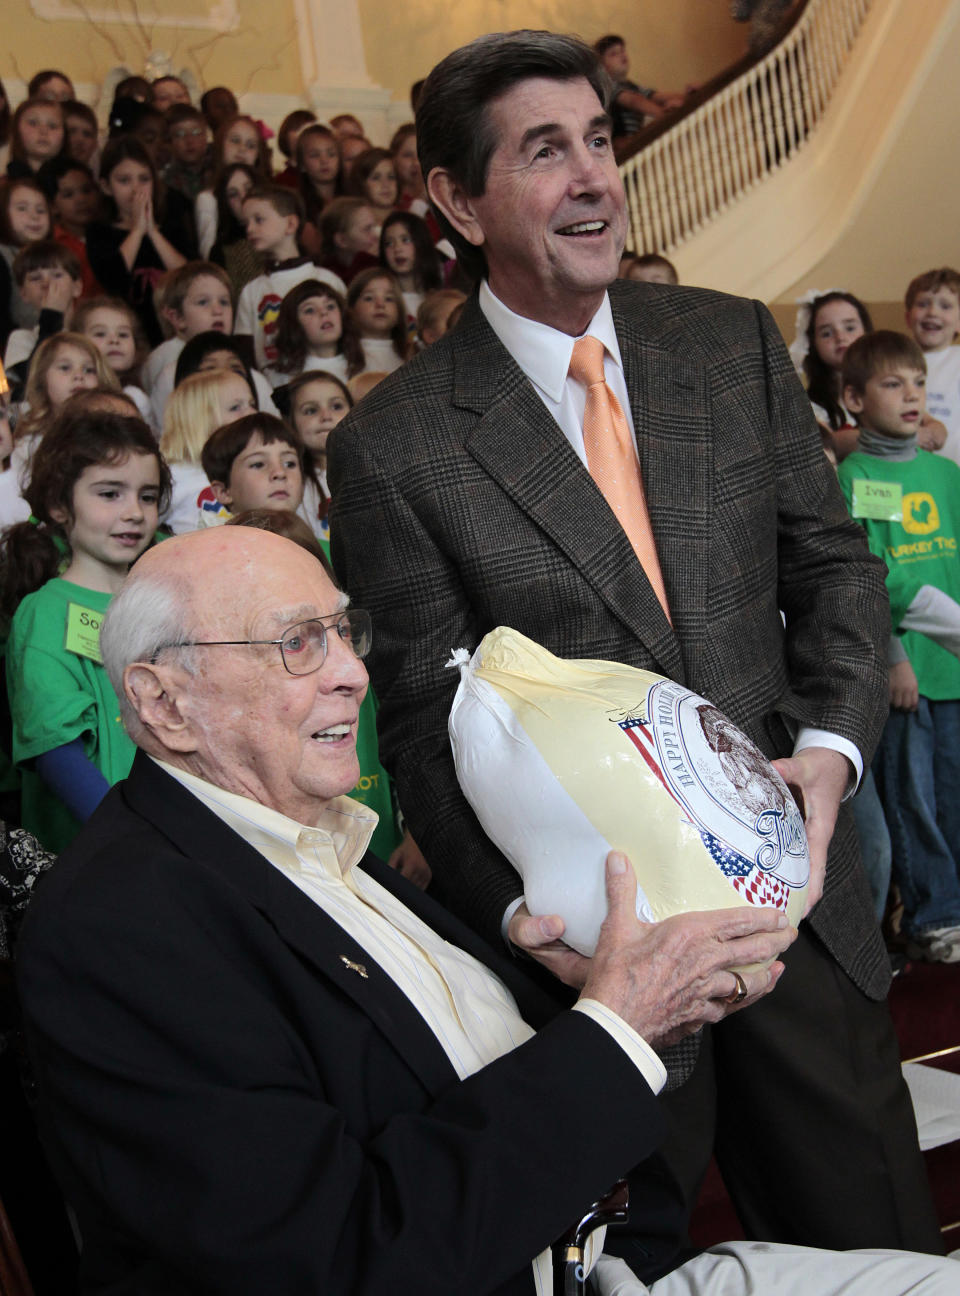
[905,267,960,464]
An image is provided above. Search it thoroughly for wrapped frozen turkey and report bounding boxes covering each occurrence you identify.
[448,627,808,957]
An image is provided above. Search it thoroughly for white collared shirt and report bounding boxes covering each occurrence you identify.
[477,281,863,791]
[479,278,638,469]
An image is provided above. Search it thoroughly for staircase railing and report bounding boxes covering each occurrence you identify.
[620,0,872,256]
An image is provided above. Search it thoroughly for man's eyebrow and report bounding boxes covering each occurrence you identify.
[518,121,563,152]
[518,113,613,153]
[268,592,351,627]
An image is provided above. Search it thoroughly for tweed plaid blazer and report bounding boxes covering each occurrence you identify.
[329,278,892,999]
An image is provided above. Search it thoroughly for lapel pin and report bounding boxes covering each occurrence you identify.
[339,955,369,979]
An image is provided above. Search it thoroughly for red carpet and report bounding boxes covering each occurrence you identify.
[690,960,960,1249]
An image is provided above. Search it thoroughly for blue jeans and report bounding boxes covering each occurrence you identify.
[874,697,960,935]
[850,768,891,922]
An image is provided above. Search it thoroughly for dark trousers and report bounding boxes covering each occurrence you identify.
[655,924,943,1253]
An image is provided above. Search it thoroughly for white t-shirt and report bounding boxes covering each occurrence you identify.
[0,463,31,531]
[359,337,404,375]
[195,190,218,260]
[923,345,960,465]
[141,337,184,395]
[123,384,152,423]
[161,461,229,534]
[4,326,38,370]
[264,352,350,388]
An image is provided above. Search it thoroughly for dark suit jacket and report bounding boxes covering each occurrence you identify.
[17,754,679,1295]
[328,279,891,999]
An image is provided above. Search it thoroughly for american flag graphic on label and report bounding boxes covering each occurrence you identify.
[618,680,808,913]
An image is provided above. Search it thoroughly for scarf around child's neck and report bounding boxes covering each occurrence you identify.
[857,426,918,461]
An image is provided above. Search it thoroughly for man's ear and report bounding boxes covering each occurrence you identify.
[843,384,864,415]
[427,167,485,249]
[209,480,233,508]
[123,662,198,753]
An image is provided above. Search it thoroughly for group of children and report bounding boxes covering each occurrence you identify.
[0,67,469,879]
[795,268,960,963]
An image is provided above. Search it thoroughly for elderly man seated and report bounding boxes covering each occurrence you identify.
[16,529,956,1294]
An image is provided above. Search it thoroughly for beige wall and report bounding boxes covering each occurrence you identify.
[2,0,301,104]
[3,0,747,106]
[773,4,960,312]
[357,0,748,105]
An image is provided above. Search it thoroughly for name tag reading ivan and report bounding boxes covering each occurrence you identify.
[64,602,104,664]
[851,478,903,522]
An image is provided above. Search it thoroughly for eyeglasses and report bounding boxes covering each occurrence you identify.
[171,127,206,140]
[155,609,372,676]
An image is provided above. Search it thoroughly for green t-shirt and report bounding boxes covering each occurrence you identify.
[837,449,960,700]
[352,687,402,861]
[6,578,136,851]
[317,537,400,861]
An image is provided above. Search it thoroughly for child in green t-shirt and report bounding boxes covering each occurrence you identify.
[1,404,171,851]
[837,330,960,963]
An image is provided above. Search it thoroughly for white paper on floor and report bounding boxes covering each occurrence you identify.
[902,1060,960,1150]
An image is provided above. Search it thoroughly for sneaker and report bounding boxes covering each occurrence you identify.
[904,926,960,963]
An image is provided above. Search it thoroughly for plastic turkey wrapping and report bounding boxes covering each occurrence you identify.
[448,627,808,957]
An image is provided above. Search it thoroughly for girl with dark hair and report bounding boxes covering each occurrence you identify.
[346,147,398,226]
[379,210,443,333]
[86,136,193,347]
[390,123,425,208]
[63,100,99,169]
[296,123,343,252]
[274,108,317,190]
[346,267,410,374]
[801,291,873,435]
[207,163,264,297]
[1,406,170,850]
[7,99,66,178]
[266,279,362,385]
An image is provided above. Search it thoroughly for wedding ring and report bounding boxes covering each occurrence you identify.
[725,971,748,1005]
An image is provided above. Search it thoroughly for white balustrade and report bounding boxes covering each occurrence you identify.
[620,0,872,255]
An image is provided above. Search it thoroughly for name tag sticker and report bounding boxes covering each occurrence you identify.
[64,602,104,663]
[851,478,903,522]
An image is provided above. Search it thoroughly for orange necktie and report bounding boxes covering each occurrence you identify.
[568,335,671,620]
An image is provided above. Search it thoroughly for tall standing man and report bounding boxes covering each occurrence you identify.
[329,31,941,1254]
